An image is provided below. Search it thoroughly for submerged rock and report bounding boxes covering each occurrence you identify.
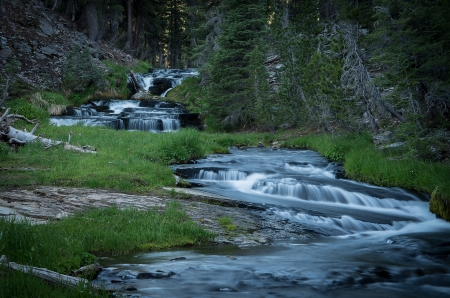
[136,270,174,279]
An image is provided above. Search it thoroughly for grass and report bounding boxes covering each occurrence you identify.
[0,201,212,296]
[284,132,450,212]
[218,216,237,231]
[1,121,449,205]
[0,201,214,274]
[0,270,109,298]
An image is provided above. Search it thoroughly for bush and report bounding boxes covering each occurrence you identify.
[63,46,105,92]
[5,98,49,120]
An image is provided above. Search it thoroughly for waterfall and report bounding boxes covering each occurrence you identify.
[132,68,199,97]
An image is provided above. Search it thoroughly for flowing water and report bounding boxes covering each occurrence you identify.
[50,69,199,132]
[94,148,450,297]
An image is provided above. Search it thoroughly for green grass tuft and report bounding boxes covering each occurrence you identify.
[218,216,237,231]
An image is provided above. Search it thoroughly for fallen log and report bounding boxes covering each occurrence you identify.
[2,127,97,153]
[0,255,103,290]
[129,70,146,93]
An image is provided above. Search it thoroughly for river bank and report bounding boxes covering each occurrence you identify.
[0,186,314,247]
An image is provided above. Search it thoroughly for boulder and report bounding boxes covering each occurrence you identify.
[39,19,54,36]
[136,270,174,279]
[131,92,159,100]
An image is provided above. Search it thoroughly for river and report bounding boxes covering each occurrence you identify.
[93,148,450,297]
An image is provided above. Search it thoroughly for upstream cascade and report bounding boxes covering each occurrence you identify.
[50,69,199,132]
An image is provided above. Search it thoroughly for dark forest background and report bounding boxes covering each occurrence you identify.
[5,0,450,158]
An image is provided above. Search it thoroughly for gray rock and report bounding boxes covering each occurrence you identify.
[0,36,7,48]
[130,92,159,100]
[125,286,137,291]
[39,46,61,57]
[0,48,13,60]
[14,42,32,54]
[70,262,102,278]
[39,20,54,36]
[136,270,174,279]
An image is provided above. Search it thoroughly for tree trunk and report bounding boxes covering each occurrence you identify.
[109,8,119,43]
[85,1,99,41]
[96,0,109,41]
[124,0,133,49]
[133,4,142,49]
[129,70,146,93]
[0,255,106,291]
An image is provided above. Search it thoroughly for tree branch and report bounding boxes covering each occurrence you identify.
[7,114,39,124]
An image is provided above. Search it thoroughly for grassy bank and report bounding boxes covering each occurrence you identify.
[0,201,214,296]
[1,122,450,296]
[0,123,272,192]
[284,132,450,219]
[1,122,449,211]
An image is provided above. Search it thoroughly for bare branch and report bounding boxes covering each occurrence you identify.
[30,123,40,135]
[7,114,39,124]
[0,108,11,122]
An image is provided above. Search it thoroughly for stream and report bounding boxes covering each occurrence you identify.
[93,148,450,297]
[49,69,200,132]
[49,69,449,297]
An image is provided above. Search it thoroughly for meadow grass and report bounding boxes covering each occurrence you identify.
[0,123,271,192]
[0,270,109,298]
[0,201,214,274]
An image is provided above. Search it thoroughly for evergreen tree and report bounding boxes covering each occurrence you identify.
[204,0,268,130]
[366,0,450,128]
[248,46,275,130]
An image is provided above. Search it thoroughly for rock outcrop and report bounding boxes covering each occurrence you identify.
[0,0,132,92]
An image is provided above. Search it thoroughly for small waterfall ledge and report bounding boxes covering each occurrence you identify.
[50,69,201,132]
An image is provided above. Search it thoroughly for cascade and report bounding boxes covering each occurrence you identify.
[50,69,200,132]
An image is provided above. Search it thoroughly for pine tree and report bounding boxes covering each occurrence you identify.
[204,0,268,130]
[248,46,274,130]
[366,0,450,127]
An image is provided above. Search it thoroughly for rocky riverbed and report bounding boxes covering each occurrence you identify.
[0,186,314,247]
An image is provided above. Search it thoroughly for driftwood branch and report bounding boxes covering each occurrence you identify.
[129,70,146,93]
[30,123,40,135]
[7,114,39,124]
[0,255,102,290]
[0,107,11,122]
[379,100,406,122]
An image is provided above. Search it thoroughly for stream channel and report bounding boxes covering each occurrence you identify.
[50,69,450,297]
[94,148,450,298]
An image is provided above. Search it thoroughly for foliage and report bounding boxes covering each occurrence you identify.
[63,46,105,93]
[203,0,269,130]
[151,128,206,164]
[4,98,49,120]
[248,46,275,130]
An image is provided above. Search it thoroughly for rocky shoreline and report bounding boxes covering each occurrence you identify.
[0,186,314,247]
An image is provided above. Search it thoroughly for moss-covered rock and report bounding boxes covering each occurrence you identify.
[429,188,450,221]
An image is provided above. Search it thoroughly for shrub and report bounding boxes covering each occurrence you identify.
[63,46,105,92]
